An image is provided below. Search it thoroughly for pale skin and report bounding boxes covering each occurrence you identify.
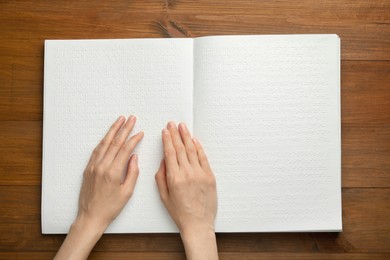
[55,116,218,260]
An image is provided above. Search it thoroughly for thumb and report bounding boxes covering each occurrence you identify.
[123,154,139,198]
[155,159,169,202]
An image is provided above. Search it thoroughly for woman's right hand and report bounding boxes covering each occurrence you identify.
[155,121,218,260]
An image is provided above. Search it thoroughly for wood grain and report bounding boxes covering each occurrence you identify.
[0,0,389,258]
[0,187,389,253]
[1,252,390,260]
[1,1,389,60]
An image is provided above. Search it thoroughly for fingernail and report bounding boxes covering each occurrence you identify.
[129,115,135,122]
[167,122,175,129]
[117,116,124,123]
[180,123,186,131]
[162,128,169,135]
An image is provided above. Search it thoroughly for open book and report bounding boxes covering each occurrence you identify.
[42,35,341,233]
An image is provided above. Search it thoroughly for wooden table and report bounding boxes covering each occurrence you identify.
[1,1,389,259]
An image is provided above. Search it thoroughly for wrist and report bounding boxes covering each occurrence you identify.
[180,226,218,260]
[71,213,106,242]
[75,210,110,232]
[54,214,106,260]
[180,224,215,241]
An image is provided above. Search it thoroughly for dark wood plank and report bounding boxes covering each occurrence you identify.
[0,185,40,224]
[0,0,389,258]
[0,186,388,253]
[341,61,390,124]
[1,1,389,60]
[0,121,41,147]
[0,252,389,260]
[0,90,42,121]
[0,146,41,185]
[0,56,43,92]
[342,124,390,187]
[341,188,390,252]
[95,252,390,260]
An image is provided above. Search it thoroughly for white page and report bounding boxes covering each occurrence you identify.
[193,35,341,232]
[42,38,193,233]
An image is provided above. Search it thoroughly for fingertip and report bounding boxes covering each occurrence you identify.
[132,131,144,145]
[181,122,191,131]
[162,128,170,137]
[114,116,126,129]
[167,121,175,129]
[128,153,138,170]
[138,130,145,138]
[117,115,125,124]
[178,123,187,136]
[129,115,135,123]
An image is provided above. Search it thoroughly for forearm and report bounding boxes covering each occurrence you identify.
[181,227,219,260]
[55,215,106,260]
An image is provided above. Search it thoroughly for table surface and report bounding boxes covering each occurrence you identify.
[0,0,389,259]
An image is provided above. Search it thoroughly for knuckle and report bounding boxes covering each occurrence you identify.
[95,165,106,176]
[169,176,179,186]
[111,137,122,147]
[105,171,115,182]
[187,174,196,183]
[92,148,102,159]
[164,147,174,158]
[183,165,193,175]
[176,144,185,153]
[100,138,108,146]
[174,175,188,186]
[83,169,91,177]
[118,146,128,157]
[107,167,115,175]
[92,147,99,155]
[186,145,196,154]
[207,176,216,186]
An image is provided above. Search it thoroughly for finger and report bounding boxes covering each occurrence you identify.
[111,131,144,172]
[89,116,125,165]
[192,137,213,173]
[162,128,179,174]
[167,121,189,167]
[178,123,199,166]
[122,154,139,197]
[155,159,169,202]
[104,115,136,164]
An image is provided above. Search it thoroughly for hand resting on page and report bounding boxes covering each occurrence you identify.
[54,116,219,260]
